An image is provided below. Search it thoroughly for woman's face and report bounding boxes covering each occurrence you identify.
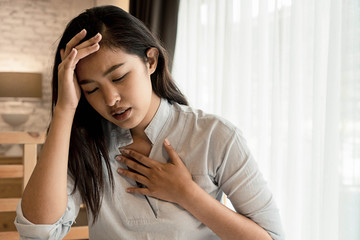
[76,46,160,131]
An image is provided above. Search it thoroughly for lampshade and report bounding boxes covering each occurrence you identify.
[0,72,42,99]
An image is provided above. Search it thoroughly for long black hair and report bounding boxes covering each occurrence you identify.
[51,5,188,223]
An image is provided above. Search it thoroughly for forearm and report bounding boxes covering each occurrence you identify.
[21,107,75,224]
[178,182,273,240]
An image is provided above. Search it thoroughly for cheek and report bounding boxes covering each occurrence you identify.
[125,75,152,97]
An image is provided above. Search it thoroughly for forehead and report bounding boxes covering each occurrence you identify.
[76,47,142,78]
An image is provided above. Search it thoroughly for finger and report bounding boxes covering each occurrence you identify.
[58,48,77,72]
[64,29,87,57]
[60,49,65,61]
[60,43,99,71]
[62,32,101,62]
[62,48,77,70]
[74,43,100,61]
[75,33,102,50]
[163,138,181,165]
[120,149,156,168]
[126,187,151,195]
[116,155,150,176]
[117,168,150,186]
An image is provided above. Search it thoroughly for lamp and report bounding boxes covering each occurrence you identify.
[0,72,42,99]
[0,72,42,129]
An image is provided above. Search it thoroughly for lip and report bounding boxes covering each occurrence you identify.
[112,107,132,121]
[111,107,129,115]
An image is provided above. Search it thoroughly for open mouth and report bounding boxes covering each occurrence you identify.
[115,109,127,115]
[112,107,131,121]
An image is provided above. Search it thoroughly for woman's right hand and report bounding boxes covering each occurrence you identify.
[56,29,102,112]
[20,29,102,224]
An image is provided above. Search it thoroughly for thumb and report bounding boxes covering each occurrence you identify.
[163,138,181,165]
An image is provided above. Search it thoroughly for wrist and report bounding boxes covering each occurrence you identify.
[176,180,202,209]
[54,105,77,117]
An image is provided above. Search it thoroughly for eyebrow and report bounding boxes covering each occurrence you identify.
[79,63,124,85]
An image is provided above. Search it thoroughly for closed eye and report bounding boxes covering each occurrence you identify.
[84,73,127,94]
[86,88,99,94]
[113,73,127,82]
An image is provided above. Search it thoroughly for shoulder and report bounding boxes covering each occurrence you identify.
[171,102,239,136]
[169,103,252,180]
[169,102,247,151]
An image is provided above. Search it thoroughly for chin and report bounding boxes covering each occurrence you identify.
[113,119,140,130]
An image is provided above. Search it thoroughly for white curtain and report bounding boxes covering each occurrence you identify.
[172,0,360,239]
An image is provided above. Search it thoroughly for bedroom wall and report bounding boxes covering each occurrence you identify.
[0,0,129,132]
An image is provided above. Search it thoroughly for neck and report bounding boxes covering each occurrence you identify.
[130,128,148,142]
[130,94,161,141]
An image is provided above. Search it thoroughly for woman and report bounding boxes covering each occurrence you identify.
[15,5,284,240]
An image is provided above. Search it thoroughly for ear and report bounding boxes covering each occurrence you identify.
[146,48,159,75]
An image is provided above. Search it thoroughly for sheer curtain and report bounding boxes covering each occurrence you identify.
[172,0,360,239]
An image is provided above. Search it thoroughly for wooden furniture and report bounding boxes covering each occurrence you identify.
[0,132,89,240]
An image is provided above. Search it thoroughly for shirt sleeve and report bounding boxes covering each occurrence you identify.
[215,129,285,240]
[14,175,82,240]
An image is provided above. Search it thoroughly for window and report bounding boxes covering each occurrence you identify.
[173,0,360,239]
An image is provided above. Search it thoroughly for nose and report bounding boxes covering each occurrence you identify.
[102,83,120,106]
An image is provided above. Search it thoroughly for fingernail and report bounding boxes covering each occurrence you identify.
[164,138,170,146]
[118,168,124,174]
[81,29,86,33]
[115,155,121,161]
[120,149,129,154]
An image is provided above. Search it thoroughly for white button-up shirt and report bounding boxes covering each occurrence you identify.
[15,98,284,239]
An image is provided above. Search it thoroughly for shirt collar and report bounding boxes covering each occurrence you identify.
[106,98,171,149]
[144,98,171,144]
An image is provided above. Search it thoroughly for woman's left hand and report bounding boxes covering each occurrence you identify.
[116,139,195,204]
